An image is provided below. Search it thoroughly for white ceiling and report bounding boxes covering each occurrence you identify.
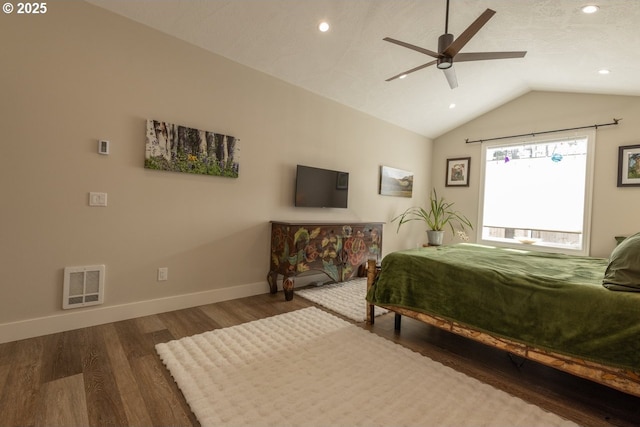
[85,0,640,139]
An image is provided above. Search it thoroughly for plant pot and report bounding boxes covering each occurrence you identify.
[426,230,445,246]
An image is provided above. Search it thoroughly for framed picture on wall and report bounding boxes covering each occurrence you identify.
[379,165,413,197]
[445,157,470,187]
[617,144,640,187]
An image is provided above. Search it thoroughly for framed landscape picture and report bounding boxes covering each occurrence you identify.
[379,166,413,197]
[446,157,470,187]
[617,144,640,187]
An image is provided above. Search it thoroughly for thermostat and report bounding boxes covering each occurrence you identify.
[98,140,110,155]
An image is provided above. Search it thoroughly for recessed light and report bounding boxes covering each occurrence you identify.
[318,21,330,32]
[581,5,599,14]
[598,68,610,75]
[449,103,456,109]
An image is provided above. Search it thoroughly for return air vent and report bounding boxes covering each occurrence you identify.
[63,265,105,309]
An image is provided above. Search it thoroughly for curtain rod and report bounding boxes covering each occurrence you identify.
[465,118,621,144]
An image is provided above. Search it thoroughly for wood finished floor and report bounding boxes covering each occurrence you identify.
[0,291,639,427]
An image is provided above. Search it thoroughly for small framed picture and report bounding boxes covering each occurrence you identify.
[618,145,640,187]
[379,165,413,197]
[445,157,470,187]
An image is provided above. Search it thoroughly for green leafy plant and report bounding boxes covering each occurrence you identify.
[392,188,473,234]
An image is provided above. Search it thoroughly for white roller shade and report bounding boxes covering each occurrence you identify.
[483,138,588,233]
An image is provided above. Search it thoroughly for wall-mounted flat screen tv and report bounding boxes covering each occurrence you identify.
[295,165,349,208]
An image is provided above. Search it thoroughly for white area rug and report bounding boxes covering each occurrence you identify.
[156,307,577,427]
[296,277,387,322]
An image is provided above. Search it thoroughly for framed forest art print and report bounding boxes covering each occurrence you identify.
[145,119,239,178]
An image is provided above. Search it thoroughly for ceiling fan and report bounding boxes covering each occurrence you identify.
[383,0,526,89]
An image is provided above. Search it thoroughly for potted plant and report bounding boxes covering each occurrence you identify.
[392,188,473,246]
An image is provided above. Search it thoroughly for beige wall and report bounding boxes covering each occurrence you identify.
[4,2,636,343]
[432,91,640,257]
[0,1,431,341]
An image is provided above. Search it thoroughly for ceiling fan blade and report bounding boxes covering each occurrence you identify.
[383,37,440,59]
[454,51,527,62]
[385,60,438,81]
[443,8,496,57]
[443,67,458,89]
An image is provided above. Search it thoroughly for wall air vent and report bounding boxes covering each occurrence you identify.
[63,265,105,309]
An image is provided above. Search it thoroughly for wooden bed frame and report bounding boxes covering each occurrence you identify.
[365,259,640,398]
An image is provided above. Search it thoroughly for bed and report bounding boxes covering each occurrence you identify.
[365,240,640,397]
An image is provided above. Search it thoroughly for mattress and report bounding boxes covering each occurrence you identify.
[366,243,640,370]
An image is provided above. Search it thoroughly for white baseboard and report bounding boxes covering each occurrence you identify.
[0,273,329,344]
[0,281,269,344]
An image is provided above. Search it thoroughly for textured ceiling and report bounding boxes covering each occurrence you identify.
[85,0,640,139]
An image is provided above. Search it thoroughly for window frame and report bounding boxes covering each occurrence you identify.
[477,129,596,256]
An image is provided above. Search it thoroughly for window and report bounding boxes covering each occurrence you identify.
[478,130,595,255]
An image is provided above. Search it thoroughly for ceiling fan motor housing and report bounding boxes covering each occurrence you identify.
[437,33,454,69]
[383,4,526,86]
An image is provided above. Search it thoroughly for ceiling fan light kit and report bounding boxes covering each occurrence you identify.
[437,57,453,70]
[384,0,527,89]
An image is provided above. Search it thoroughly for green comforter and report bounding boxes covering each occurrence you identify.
[366,244,640,370]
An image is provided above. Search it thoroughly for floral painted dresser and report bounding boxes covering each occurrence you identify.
[267,221,383,300]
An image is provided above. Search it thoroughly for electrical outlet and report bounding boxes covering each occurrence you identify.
[89,192,107,207]
[98,140,110,155]
[157,267,168,281]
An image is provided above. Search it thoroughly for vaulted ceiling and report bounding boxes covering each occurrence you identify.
[85,0,640,139]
